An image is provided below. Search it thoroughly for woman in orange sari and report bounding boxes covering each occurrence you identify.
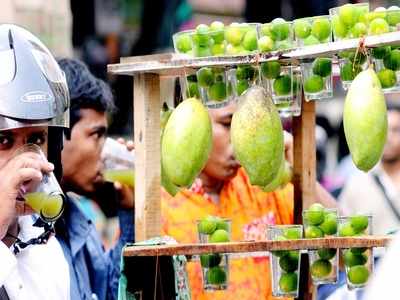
[161,102,336,300]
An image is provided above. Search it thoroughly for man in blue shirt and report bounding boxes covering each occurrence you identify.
[56,58,134,300]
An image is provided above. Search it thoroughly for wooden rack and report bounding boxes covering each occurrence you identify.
[108,30,400,300]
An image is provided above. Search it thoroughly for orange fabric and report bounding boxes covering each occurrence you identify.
[161,168,294,300]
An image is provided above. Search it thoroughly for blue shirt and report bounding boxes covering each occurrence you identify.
[55,193,134,300]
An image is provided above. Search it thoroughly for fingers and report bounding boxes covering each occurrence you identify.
[15,200,35,216]
[16,168,43,187]
[126,140,135,151]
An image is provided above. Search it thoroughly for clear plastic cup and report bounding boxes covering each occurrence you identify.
[15,144,65,222]
[225,23,259,55]
[372,46,400,93]
[256,20,295,52]
[173,30,194,56]
[227,64,260,97]
[267,225,303,298]
[101,137,135,188]
[338,215,373,290]
[196,66,231,108]
[303,208,339,285]
[260,62,302,117]
[190,27,226,57]
[301,58,333,100]
[197,217,231,291]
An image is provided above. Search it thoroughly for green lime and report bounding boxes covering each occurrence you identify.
[260,24,272,37]
[332,15,348,39]
[347,265,369,285]
[210,21,224,31]
[317,248,337,260]
[319,214,338,235]
[236,79,249,96]
[373,7,387,19]
[339,4,358,27]
[371,46,391,59]
[348,51,367,65]
[340,63,362,81]
[208,82,227,101]
[197,67,214,87]
[200,253,222,268]
[198,215,218,234]
[311,17,331,42]
[258,36,274,52]
[350,215,369,234]
[187,81,200,98]
[211,43,225,56]
[294,19,311,39]
[377,69,397,88]
[272,235,289,257]
[384,49,400,71]
[303,203,325,225]
[273,75,292,95]
[303,35,320,46]
[350,248,367,255]
[209,229,230,243]
[312,58,332,77]
[343,250,367,267]
[193,46,212,57]
[283,228,302,240]
[215,218,229,231]
[351,22,367,37]
[339,222,356,237]
[176,33,192,53]
[270,18,290,41]
[311,259,332,278]
[305,225,324,239]
[225,26,244,46]
[279,272,298,293]
[206,266,227,285]
[236,65,256,80]
[194,24,210,46]
[279,252,299,272]
[242,29,258,51]
[368,18,390,35]
[387,7,400,26]
[226,44,246,55]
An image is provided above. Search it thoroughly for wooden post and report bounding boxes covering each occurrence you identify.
[134,73,162,241]
[293,97,316,300]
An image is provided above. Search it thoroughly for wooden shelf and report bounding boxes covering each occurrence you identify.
[108,31,400,77]
[124,236,391,257]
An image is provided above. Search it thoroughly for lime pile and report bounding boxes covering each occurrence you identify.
[294,16,332,46]
[234,64,259,96]
[191,22,226,57]
[257,18,294,52]
[198,215,230,286]
[339,215,371,286]
[196,67,228,102]
[260,61,296,98]
[329,3,369,40]
[271,227,302,294]
[303,204,338,281]
[371,46,400,90]
[338,50,366,86]
[225,23,258,55]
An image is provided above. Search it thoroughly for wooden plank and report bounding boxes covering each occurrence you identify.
[108,31,400,76]
[133,73,162,241]
[293,99,316,219]
[123,236,391,257]
[293,96,316,300]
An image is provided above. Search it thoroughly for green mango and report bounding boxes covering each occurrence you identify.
[344,67,388,172]
[160,103,181,196]
[231,86,284,186]
[161,98,212,187]
[263,159,292,192]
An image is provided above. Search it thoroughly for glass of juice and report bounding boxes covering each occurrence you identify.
[14,144,65,222]
[303,208,339,285]
[101,137,135,188]
[267,225,303,298]
[338,214,373,290]
[197,216,231,291]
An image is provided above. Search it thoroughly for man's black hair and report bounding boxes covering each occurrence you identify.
[57,58,115,138]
